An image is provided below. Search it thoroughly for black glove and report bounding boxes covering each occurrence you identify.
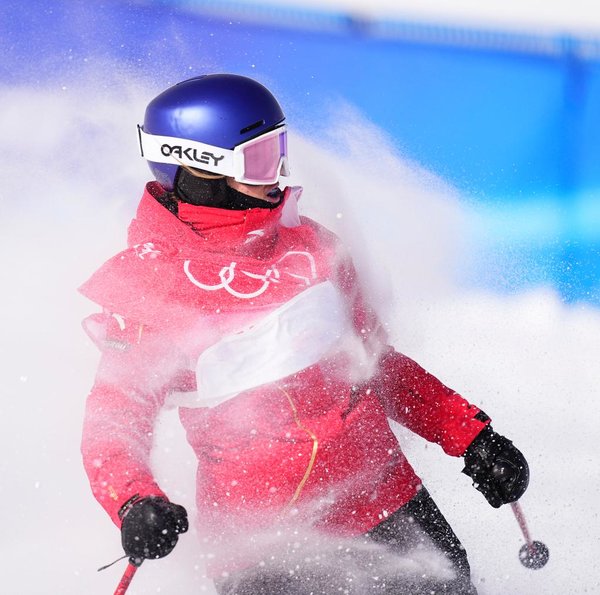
[120,496,189,562]
[462,425,529,508]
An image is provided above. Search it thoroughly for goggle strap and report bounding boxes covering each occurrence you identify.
[137,126,236,177]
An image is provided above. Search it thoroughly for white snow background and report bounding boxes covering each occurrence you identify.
[0,68,599,594]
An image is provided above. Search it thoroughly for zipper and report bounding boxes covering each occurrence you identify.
[277,385,319,509]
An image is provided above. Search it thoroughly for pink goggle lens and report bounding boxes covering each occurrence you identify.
[241,130,288,183]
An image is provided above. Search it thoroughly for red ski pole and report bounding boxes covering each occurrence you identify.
[510,501,549,569]
[114,559,143,595]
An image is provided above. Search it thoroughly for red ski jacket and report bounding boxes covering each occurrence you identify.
[80,182,488,571]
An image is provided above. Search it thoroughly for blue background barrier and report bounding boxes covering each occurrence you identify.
[3,0,599,303]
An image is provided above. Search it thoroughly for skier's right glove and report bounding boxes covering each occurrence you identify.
[462,425,529,508]
[119,496,189,562]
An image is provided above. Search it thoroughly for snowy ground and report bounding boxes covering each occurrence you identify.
[1,73,599,594]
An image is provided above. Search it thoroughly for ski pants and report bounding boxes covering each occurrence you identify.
[214,487,478,595]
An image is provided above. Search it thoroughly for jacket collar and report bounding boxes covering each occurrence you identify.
[127,182,289,256]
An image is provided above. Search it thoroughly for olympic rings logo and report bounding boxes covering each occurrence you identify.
[183,251,318,299]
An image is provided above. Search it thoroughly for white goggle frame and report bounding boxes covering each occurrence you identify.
[137,124,289,185]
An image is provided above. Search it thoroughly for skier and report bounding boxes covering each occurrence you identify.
[80,74,529,595]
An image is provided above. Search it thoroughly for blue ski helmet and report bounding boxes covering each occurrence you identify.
[140,74,286,189]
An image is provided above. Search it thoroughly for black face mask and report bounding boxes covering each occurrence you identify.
[174,168,283,210]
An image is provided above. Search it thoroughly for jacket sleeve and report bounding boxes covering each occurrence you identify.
[371,348,490,456]
[333,251,388,352]
[80,312,174,526]
[334,252,489,457]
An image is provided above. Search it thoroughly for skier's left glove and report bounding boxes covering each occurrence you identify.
[462,425,529,508]
[120,496,189,563]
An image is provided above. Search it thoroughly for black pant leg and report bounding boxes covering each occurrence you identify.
[367,487,478,594]
[214,487,477,595]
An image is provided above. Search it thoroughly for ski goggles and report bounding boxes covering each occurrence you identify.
[137,125,289,185]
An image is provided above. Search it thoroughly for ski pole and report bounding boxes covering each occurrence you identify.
[114,558,143,595]
[510,501,549,569]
